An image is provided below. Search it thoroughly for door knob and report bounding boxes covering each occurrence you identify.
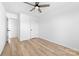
[8,30,10,31]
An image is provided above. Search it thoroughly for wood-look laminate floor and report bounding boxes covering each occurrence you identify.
[1,38,79,56]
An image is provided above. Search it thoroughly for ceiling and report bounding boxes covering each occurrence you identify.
[2,2,79,18]
[2,2,51,17]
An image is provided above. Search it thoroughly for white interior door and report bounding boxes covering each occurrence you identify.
[30,21,38,38]
[20,13,31,41]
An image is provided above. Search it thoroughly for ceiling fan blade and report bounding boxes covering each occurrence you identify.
[39,4,50,7]
[24,2,35,6]
[30,7,35,11]
[38,8,42,13]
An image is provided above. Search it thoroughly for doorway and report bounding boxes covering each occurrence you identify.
[7,12,18,43]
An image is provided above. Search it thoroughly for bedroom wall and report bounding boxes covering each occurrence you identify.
[39,2,79,51]
[0,3,7,54]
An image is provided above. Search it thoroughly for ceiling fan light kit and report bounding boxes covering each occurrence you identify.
[24,2,50,13]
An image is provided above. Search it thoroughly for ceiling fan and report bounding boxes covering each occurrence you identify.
[24,2,50,13]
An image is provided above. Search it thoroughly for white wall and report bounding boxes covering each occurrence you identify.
[0,3,7,54]
[39,2,79,51]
